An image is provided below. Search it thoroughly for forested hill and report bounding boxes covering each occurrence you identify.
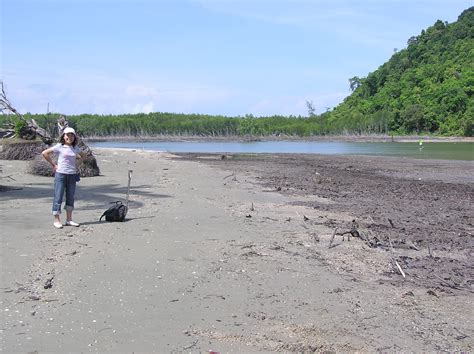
[326,6,473,136]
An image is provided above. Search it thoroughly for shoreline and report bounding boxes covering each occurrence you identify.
[83,134,474,143]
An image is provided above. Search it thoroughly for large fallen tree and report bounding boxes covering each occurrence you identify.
[0,81,53,143]
[0,80,100,177]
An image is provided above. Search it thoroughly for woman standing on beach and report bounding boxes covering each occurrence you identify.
[42,127,83,229]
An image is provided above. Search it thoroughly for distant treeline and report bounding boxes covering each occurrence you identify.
[1,112,334,138]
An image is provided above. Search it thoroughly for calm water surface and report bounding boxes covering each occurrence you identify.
[90,141,474,161]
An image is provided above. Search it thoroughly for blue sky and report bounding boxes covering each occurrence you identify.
[1,0,471,117]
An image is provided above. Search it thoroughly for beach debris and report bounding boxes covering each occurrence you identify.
[183,339,199,350]
[98,327,114,333]
[250,202,254,211]
[427,242,434,258]
[328,228,338,249]
[329,287,344,294]
[395,261,406,278]
[387,236,406,279]
[223,172,237,181]
[347,220,360,240]
[330,223,412,279]
[246,311,267,320]
[241,250,269,257]
[388,218,395,227]
[327,220,415,253]
[0,184,22,192]
[44,276,54,289]
[454,327,470,341]
[313,172,322,184]
[0,129,14,139]
[310,233,319,243]
[328,220,362,248]
[0,140,48,160]
[303,215,309,221]
[13,282,28,294]
[409,241,420,251]
[434,274,462,290]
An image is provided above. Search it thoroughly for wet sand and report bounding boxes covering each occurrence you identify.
[1,148,472,352]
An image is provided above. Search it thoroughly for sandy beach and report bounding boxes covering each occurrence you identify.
[1,148,473,352]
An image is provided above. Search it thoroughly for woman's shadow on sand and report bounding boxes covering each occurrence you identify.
[1,179,172,206]
[80,215,155,226]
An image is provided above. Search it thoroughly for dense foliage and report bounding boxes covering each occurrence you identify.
[1,112,325,138]
[1,7,471,137]
[329,7,473,136]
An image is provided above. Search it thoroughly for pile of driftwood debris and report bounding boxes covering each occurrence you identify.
[0,139,48,160]
[0,81,100,177]
[328,219,408,279]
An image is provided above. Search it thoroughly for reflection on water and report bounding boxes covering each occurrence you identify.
[90,141,474,161]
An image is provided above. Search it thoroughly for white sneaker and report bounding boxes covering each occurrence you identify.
[54,221,63,229]
[66,220,80,227]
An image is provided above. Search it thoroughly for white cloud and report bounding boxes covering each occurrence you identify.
[3,64,239,115]
[130,102,155,114]
[4,63,350,116]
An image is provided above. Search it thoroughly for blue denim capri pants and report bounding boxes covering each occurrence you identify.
[52,173,77,215]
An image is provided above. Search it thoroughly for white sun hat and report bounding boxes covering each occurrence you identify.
[63,127,76,136]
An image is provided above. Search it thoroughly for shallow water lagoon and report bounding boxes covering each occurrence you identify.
[90,140,474,161]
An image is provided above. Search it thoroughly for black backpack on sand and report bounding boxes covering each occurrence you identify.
[100,201,128,222]
[100,170,132,222]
